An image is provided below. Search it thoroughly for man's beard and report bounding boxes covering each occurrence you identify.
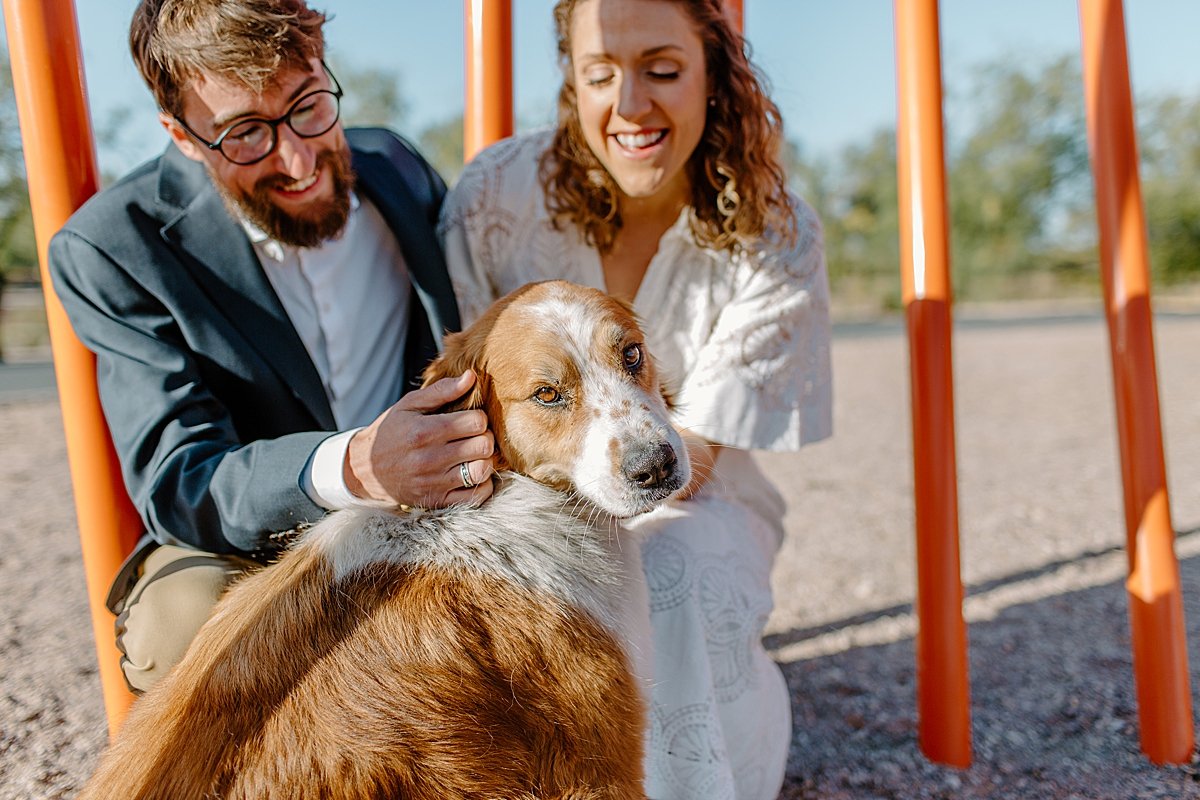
[214,144,356,248]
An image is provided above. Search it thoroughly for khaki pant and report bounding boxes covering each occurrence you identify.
[112,544,257,694]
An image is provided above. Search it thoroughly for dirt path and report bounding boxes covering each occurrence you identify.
[2,314,1199,799]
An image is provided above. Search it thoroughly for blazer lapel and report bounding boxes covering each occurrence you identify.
[156,150,335,429]
[353,149,460,391]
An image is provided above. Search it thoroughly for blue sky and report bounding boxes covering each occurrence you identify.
[62,1,1200,178]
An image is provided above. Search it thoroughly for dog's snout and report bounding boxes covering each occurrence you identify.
[624,442,678,489]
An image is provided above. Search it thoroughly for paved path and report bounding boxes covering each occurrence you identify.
[2,314,1199,798]
[0,361,55,398]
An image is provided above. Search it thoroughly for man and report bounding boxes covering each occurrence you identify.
[49,0,493,693]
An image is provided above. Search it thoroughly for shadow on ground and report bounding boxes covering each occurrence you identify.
[772,544,1200,799]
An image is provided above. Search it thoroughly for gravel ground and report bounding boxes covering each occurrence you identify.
[2,312,1199,799]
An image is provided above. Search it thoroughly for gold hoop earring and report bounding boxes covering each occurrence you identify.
[716,165,740,220]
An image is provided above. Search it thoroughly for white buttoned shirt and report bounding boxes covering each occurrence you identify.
[247,192,411,510]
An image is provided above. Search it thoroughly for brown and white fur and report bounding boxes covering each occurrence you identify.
[78,280,690,800]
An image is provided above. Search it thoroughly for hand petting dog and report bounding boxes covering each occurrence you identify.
[343,370,497,508]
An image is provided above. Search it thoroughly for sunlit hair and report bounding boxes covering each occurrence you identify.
[130,0,327,117]
[540,0,797,254]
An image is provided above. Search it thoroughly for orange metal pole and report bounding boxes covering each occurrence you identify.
[464,0,513,162]
[1077,0,1194,765]
[892,0,972,768]
[725,0,744,32]
[2,0,141,735]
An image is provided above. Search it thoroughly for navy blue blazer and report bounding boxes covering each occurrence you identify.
[49,128,460,556]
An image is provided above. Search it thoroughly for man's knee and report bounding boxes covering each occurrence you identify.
[113,544,253,694]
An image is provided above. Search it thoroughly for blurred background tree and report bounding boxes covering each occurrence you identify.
[335,61,467,186]
[416,115,465,186]
[786,54,1200,313]
[1139,92,1200,285]
[337,63,410,131]
[0,46,37,361]
[945,56,1094,300]
[789,129,903,312]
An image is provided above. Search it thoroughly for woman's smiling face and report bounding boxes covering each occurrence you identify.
[569,0,709,207]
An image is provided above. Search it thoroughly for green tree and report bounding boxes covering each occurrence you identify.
[831,129,902,306]
[0,46,36,279]
[0,45,39,360]
[786,129,902,312]
[334,61,410,132]
[946,55,1094,300]
[325,62,465,185]
[418,115,464,186]
[786,54,1109,311]
[1138,93,1200,283]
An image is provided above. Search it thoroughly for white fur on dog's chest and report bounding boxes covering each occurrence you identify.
[307,473,639,636]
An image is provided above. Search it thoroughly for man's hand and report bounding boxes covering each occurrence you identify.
[344,370,496,508]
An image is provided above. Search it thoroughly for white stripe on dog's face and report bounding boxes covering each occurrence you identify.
[481,282,689,517]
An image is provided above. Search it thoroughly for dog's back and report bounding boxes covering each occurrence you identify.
[79,478,647,800]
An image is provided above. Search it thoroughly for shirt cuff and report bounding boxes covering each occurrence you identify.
[303,428,373,511]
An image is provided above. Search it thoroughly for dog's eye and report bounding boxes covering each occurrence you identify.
[623,343,643,372]
[532,386,562,406]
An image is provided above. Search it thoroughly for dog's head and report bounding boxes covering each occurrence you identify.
[423,280,690,517]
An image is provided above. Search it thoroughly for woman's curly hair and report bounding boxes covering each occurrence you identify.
[540,0,797,254]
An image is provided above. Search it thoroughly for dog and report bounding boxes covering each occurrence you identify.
[78,280,691,800]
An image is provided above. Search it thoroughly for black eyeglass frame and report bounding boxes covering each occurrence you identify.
[172,61,344,166]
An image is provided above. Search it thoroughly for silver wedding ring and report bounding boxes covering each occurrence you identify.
[459,461,476,489]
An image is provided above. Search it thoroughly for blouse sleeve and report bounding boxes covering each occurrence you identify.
[438,134,544,326]
[438,162,503,326]
[673,199,833,452]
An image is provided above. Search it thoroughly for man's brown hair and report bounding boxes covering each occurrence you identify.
[130,0,327,117]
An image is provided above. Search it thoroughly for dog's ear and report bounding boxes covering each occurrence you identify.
[422,287,529,413]
[421,329,490,413]
[422,326,511,472]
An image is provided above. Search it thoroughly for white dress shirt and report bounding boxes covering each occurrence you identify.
[247,192,411,510]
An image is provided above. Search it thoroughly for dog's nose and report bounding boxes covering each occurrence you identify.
[624,442,678,489]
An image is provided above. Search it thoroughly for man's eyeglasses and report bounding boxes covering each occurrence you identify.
[174,62,343,166]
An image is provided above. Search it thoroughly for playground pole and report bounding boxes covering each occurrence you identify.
[725,0,744,31]
[1077,0,1194,765]
[464,0,513,162]
[892,0,972,767]
[1,0,141,735]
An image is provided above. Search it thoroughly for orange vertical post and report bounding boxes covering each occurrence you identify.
[725,0,744,32]
[2,0,141,735]
[464,0,513,162]
[1077,0,1194,765]
[892,0,972,767]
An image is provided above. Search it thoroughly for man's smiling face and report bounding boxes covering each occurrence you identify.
[164,57,354,247]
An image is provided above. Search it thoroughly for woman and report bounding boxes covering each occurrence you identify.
[440,0,832,796]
